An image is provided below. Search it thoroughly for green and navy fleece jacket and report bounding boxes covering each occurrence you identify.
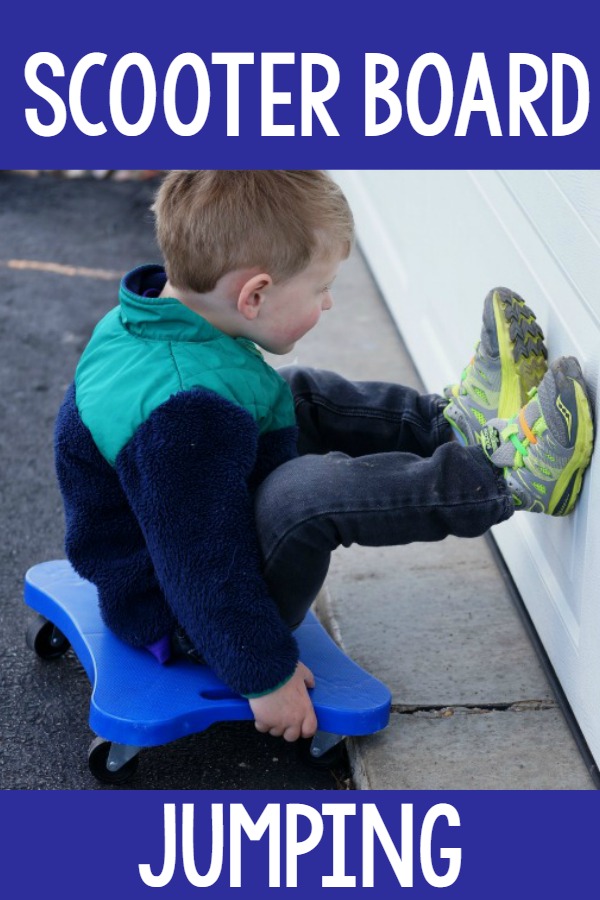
[55,264,300,697]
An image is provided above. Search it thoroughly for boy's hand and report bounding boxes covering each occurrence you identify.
[249,662,317,742]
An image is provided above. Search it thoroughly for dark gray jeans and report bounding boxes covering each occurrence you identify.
[255,367,514,627]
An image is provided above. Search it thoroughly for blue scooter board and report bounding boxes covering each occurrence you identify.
[24,560,391,783]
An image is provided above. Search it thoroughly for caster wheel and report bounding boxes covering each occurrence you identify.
[26,614,70,660]
[296,737,346,770]
[88,737,140,785]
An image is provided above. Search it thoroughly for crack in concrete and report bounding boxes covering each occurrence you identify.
[391,699,557,717]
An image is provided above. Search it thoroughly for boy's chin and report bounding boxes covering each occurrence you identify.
[263,340,297,356]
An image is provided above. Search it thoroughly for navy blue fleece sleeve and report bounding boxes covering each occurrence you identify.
[114,387,299,696]
[55,384,178,647]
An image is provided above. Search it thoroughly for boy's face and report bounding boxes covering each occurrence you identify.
[254,254,342,355]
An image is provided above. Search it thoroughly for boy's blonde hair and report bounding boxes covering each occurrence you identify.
[153,170,354,293]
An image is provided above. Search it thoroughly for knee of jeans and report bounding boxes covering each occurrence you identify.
[257,454,320,514]
[255,454,339,537]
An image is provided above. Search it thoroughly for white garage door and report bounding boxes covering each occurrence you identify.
[333,169,600,764]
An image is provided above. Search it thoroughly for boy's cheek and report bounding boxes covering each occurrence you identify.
[275,320,316,349]
[261,307,322,353]
[291,309,322,341]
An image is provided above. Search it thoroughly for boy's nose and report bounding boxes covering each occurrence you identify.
[322,294,333,311]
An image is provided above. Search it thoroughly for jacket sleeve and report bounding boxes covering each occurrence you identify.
[114,387,299,696]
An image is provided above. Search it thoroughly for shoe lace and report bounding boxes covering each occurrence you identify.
[500,390,546,468]
[501,422,530,466]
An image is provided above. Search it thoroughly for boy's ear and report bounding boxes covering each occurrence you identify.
[237,273,272,320]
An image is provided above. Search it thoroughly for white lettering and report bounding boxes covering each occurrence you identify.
[406,52,453,136]
[138,801,464,889]
[163,53,210,136]
[138,803,177,888]
[509,52,548,136]
[363,803,413,887]
[24,52,67,137]
[109,52,156,136]
[365,52,402,136]
[552,52,589,136]
[420,803,462,887]
[69,52,107,137]
[211,52,254,136]
[455,51,502,136]
[286,803,324,887]
[229,803,281,887]
[182,802,224,887]
[300,53,340,136]
[24,50,591,142]
[261,52,295,136]
[322,803,356,887]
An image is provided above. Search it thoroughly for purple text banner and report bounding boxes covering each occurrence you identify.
[2,790,598,898]
[0,0,598,169]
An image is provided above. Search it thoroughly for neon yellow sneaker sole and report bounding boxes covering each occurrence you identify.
[444,287,547,446]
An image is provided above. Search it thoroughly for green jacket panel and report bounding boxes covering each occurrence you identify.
[75,265,296,464]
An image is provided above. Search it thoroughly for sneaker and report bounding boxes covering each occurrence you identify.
[480,356,594,515]
[443,287,547,445]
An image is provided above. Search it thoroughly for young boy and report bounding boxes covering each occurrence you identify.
[54,170,594,745]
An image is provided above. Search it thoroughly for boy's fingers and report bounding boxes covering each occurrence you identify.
[299,663,315,688]
[283,724,301,742]
[301,710,318,738]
